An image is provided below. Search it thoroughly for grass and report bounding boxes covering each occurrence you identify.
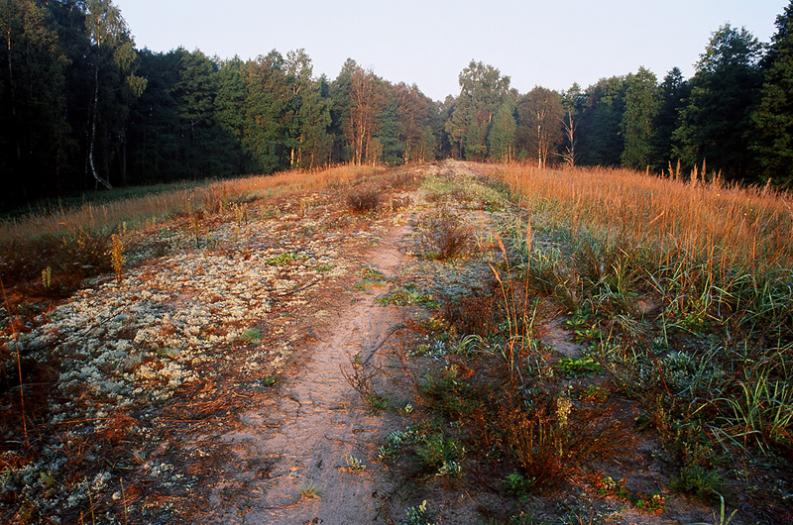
[383,162,790,522]
[0,164,384,303]
[299,483,320,500]
[475,162,793,456]
[1,165,384,241]
[265,252,302,266]
[400,500,436,525]
[343,454,367,473]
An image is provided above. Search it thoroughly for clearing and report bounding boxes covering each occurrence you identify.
[1,161,791,525]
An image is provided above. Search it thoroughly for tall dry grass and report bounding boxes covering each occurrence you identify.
[476,163,793,275]
[0,164,386,296]
[0,164,384,243]
[472,162,793,457]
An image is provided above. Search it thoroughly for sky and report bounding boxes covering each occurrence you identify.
[115,0,789,101]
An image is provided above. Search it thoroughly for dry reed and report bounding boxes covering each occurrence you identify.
[474,163,793,276]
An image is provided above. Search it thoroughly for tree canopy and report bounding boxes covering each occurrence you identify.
[3,0,793,208]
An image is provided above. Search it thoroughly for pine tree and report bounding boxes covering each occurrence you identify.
[673,25,762,180]
[243,50,291,172]
[488,99,517,162]
[445,61,510,160]
[375,84,404,165]
[215,57,247,172]
[577,77,626,166]
[751,1,793,186]
[0,0,69,202]
[295,75,332,169]
[651,67,689,170]
[621,67,659,169]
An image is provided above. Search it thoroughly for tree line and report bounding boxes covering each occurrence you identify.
[2,1,793,208]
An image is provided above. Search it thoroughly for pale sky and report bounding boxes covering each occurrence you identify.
[115,0,788,101]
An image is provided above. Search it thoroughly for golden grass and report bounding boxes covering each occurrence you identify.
[0,164,385,243]
[473,162,793,275]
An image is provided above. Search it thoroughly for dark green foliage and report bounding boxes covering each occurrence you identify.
[515,87,564,166]
[651,67,689,170]
[4,1,793,208]
[621,67,659,169]
[673,25,763,180]
[1,0,69,205]
[751,1,793,187]
[577,76,627,166]
[488,99,517,161]
[445,61,511,160]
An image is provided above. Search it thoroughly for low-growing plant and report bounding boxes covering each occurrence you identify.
[377,285,438,308]
[299,483,320,500]
[345,184,380,213]
[378,427,422,461]
[240,327,262,343]
[670,463,723,501]
[400,500,436,525]
[504,471,534,497]
[420,364,478,421]
[315,262,335,273]
[343,454,366,473]
[556,356,603,377]
[419,207,473,261]
[415,432,465,477]
[377,425,464,477]
[259,375,278,387]
[578,384,609,403]
[340,353,387,413]
[356,267,387,289]
[266,252,301,266]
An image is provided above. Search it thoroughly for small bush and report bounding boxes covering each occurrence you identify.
[415,433,465,477]
[345,185,380,213]
[670,463,723,501]
[400,500,436,525]
[556,356,603,376]
[498,393,625,489]
[419,208,472,261]
[504,471,534,497]
[441,292,499,338]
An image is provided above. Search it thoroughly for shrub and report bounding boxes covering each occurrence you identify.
[498,392,625,489]
[670,463,723,501]
[419,208,472,261]
[441,292,499,338]
[345,185,380,213]
[415,433,465,477]
[400,500,436,525]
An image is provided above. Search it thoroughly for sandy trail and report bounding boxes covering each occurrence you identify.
[215,218,415,524]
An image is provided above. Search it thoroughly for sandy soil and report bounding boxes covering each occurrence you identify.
[211,221,418,524]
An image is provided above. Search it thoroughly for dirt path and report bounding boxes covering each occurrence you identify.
[214,219,416,524]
